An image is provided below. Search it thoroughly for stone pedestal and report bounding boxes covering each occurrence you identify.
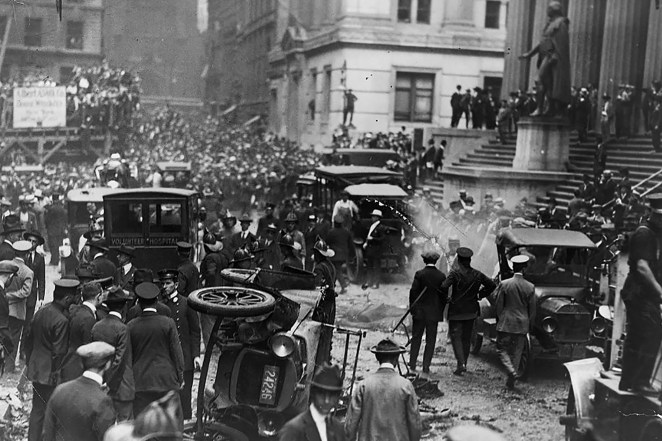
[513,117,570,171]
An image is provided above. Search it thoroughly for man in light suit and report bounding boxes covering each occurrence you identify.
[494,255,536,388]
[279,364,346,441]
[6,240,34,373]
[21,232,46,363]
[345,338,421,441]
[408,250,447,375]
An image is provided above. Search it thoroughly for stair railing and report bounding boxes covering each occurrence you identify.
[602,167,662,208]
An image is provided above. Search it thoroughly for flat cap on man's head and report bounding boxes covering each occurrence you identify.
[76,341,115,364]
[421,250,440,262]
[456,247,474,258]
[135,282,160,300]
[0,261,19,274]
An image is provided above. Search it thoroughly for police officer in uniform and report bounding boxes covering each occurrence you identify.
[312,237,336,367]
[176,241,199,297]
[440,247,496,375]
[88,239,117,279]
[114,244,137,291]
[158,270,201,419]
[619,195,662,394]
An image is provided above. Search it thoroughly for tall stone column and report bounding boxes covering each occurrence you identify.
[567,0,607,88]
[501,0,535,99]
[443,0,475,27]
[598,0,649,98]
[643,0,662,87]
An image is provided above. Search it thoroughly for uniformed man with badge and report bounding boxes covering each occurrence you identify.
[176,241,199,297]
[158,269,201,419]
[114,244,137,291]
[619,194,662,394]
[440,247,496,375]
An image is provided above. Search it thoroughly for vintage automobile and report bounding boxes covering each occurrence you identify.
[560,286,662,441]
[472,228,608,377]
[156,161,192,188]
[103,188,201,271]
[66,187,118,252]
[185,267,363,440]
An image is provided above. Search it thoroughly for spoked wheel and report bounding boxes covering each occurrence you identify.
[516,335,531,381]
[347,246,364,284]
[188,287,276,317]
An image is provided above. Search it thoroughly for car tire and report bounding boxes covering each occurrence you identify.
[639,418,662,441]
[187,287,276,317]
[516,335,531,381]
[347,246,364,284]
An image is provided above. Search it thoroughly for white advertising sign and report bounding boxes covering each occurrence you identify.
[13,86,67,128]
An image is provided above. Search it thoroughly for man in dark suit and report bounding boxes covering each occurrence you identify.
[494,255,536,389]
[312,238,337,367]
[128,282,185,418]
[61,282,102,382]
[22,232,46,363]
[254,223,282,270]
[279,364,346,441]
[158,269,201,419]
[256,203,280,238]
[325,215,355,294]
[126,270,172,322]
[43,341,116,441]
[176,241,199,297]
[228,214,256,254]
[25,279,79,441]
[0,261,19,361]
[87,239,117,280]
[0,214,24,261]
[91,287,135,421]
[362,210,386,290]
[44,197,67,266]
[408,250,447,375]
[114,244,137,291]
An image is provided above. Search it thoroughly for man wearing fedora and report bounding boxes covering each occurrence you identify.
[619,194,662,395]
[362,209,386,290]
[114,244,137,291]
[312,237,337,366]
[91,286,135,421]
[5,239,34,373]
[21,232,46,363]
[279,363,346,441]
[129,282,184,418]
[0,214,24,261]
[229,213,256,254]
[345,338,421,441]
[157,269,201,420]
[254,222,282,270]
[25,279,79,441]
[408,250,447,376]
[176,241,199,297]
[42,341,117,441]
[494,255,536,389]
[440,247,496,376]
[88,239,117,280]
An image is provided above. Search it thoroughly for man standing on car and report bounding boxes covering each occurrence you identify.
[408,250,446,376]
[157,269,201,420]
[619,194,662,395]
[440,247,496,376]
[494,255,536,389]
[345,338,421,441]
[279,364,346,441]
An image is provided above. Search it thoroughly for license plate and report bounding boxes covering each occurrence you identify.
[259,365,280,406]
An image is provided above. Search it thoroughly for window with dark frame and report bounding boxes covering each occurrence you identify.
[66,21,84,50]
[394,72,434,122]
[24,18,42,47]
[397,0,411,23]
[485,0,501,29]
[417,0,431,24]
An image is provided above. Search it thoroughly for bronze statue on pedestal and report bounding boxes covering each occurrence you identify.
[520,1,571,117]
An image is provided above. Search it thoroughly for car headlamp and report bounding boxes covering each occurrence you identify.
[591,317,607,335]
[269,332,296,358]
[541,316,558,334]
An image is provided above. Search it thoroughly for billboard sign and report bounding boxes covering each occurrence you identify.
[13,86,67,128]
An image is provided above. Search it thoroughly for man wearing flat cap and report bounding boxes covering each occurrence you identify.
[440,247,496,375]
[345,338,421,441]
[128,282,185,418]
[176,241,199,297]
[43,341,116,441]
[61,282,103,382]
[88,239,117,280]
[408,250,447,376]
[619,194,662,395]
[0,261,19,363]
[114,244,137,291]
[5,239,34,373]
[92,286,135,421]
[158,269,201,420]
[279,363,346,441]
[494,255,536,388]
[25,279,79,441]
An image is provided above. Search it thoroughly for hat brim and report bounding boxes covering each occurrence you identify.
[2,227,25,235]
[369,346,407,354]
[310,381,344,392]
[316,248,335,258]
[23,232,44,245]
